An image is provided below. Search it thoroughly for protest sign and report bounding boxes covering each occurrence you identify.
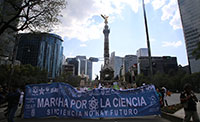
[24,82,160,118]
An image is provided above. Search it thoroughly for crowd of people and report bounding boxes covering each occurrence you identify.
[77,82,139,92]
[156,83,199,122]
[156,86,171,107]
[75,81,173,109]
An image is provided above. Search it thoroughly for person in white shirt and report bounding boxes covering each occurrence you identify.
[161,87,168,106]
[19,91,24,106]
[17,90,24,118]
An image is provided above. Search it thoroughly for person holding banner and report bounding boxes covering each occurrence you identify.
[17,88,25,118]
[6,87,21,122]
[156,88,163,107]
[0,85,4,104]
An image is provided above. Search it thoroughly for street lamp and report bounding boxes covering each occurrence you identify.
[142,0,153,77]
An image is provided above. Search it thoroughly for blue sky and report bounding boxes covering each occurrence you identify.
[53,0,188,79]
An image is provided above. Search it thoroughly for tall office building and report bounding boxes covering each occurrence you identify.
[178,0,200,73]
[136,48,148,57]
[16,33,63,78]
[138,56,178,75]
[62,64,75,75]
[87,60,92,80]
[110,52,123,78]
[124,55,137,73]
[76,56,87,75]
[66,58,79,75]
[67,56,93,80]
[136,48,148,74]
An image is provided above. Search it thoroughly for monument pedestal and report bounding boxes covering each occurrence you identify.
[100,67,114,81]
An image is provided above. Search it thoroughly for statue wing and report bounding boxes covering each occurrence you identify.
[101,14,106,19]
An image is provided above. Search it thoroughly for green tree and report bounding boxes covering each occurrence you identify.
[0,65,11,85]
[55,72,81,87]
[192,42,200,60]
[0,0,66,35]
[181,72,200,92]
[13,64,48,86]
[129,68,200,93]
[169,68,187,92]
[135,74,151,86]
[0,64,48,87]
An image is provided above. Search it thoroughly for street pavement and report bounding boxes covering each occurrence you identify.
[166,93,200,105]
[166,93,200,121]
[0,93,199,122]
[0,116,171,122]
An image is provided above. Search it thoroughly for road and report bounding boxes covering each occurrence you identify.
[1,116,171,122]
[166,93,200,105]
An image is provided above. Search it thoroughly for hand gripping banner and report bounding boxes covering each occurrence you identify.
[24,82,161,118]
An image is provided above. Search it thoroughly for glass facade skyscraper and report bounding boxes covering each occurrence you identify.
[87,60,92,80]
[66,58,79,75]
[17,33,63,78]
[110,52,123,77]
[67,56,93,80]
[136,48,148,74]
[178,0,200,73]
[76,56,87,75]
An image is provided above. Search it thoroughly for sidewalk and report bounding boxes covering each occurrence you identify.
[0,103,22,121]
[161,101,200,122]
[0,103,7,120]
[173,102,200,120]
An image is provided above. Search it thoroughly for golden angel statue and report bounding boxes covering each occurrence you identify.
[101,14,109,24]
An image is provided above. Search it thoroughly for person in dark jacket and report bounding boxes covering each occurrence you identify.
[0,85,4,104]
[180,83,199,122]
[7,87,21,122]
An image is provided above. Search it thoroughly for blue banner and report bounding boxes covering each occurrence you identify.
[24,82,161,118]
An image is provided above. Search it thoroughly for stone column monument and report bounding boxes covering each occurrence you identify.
[100,15,114,81]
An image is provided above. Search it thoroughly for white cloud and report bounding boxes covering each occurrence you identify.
[80,44,87,47]
[161,0,177,21]
[126,0,140,13]
[169,9,182,30]
[53,0,141,42]
[150,38,156,42]
[162,40,182,48]
[65,52,74,57]
[158,0,182,30]
[53,0,182,42]
[144,0,151,4]
[53,0,105,42]
[151,0,167,10]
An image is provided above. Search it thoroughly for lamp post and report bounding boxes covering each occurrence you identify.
[142,0,153,77]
